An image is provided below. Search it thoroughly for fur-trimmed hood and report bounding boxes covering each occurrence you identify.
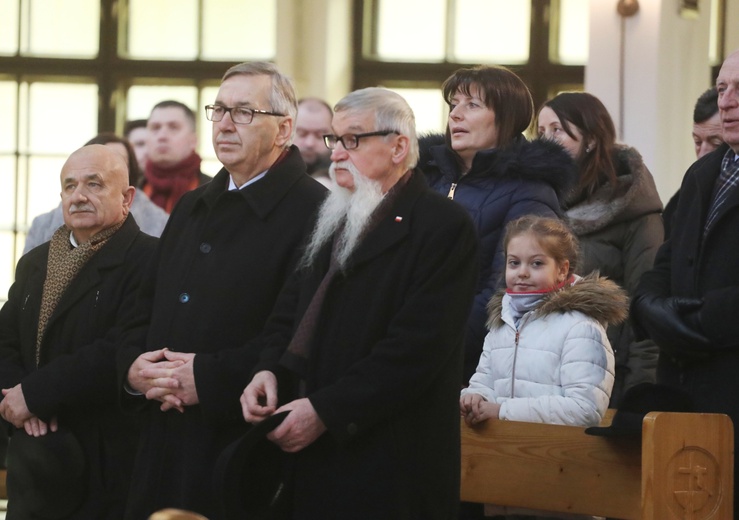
[565,145,663,235]
[418,133,577,201]
[486,272,629,329]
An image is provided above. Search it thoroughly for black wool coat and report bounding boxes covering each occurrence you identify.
[254,170,479,520]
[0,215,158,519]
[633,143,739,507]
[118,146,327,519]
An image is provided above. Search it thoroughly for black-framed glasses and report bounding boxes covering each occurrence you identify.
[323,130,398,150]
[204,104,285,125]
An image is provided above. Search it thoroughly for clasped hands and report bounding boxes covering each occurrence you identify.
[460,393,500,426]
[240,370,327,453]
[0,384,58,436]
[127,348,199,412]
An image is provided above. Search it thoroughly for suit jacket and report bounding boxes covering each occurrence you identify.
[254,170,479,520]
[0,215,158,519]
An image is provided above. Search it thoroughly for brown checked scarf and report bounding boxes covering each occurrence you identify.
[35,219,124,367]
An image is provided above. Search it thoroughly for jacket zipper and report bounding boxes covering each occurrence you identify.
[510,328,520,397]
[447,183,457,200]
[510,314,531,397]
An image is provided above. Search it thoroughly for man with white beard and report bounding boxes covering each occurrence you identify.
[240,87,479,520]
[300,159,386,269]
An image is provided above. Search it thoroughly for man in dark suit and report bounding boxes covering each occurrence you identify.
[0,144,158,519]
[631,48,739,513]
[241,87,479,520]
[118,61,327,519]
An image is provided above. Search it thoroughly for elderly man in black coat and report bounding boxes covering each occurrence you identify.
[242,87,479,520]
[631,49,739,514]
[0,144,158,519]
[117,61,327,519]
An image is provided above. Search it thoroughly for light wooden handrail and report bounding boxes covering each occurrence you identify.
[460,411,733,519]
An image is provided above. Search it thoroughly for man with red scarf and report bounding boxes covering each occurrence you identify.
[142,100,212,213]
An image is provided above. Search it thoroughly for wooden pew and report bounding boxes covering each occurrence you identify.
[460,412,733,519]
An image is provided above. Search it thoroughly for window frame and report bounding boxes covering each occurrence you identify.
[351,0,586,111]
[0,0,242,133]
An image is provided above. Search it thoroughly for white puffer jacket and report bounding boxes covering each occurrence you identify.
[462,273,628,426]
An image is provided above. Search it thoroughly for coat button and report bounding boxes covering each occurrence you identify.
[200,243,212,253]
[347,423,358,435]
[178,293,190,303]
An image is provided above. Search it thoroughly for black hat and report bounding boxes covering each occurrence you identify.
[585,382,695,437]
[6,426,87,519]
[213,411,292,520]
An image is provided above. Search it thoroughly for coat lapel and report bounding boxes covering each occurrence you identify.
[347,170,424,269]
[45,216,138,332]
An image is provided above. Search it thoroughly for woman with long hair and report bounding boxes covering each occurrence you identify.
[537,91,663,407]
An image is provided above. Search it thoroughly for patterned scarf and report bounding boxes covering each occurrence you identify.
[35,219,124,367]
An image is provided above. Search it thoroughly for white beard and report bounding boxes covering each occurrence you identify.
[300,161,386,269]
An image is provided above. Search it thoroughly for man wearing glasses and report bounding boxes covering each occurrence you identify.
[118,61,326,519]
[241,88,479,519]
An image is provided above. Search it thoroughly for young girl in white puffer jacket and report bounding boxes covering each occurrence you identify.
[461,215,628,428]
[460,215,628,520]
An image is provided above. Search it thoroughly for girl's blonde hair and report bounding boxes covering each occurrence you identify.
[503,216,579,276]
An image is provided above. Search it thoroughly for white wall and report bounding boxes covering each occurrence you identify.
[586,0,712,203]
[276,0,352,108]
[728,0,739,52]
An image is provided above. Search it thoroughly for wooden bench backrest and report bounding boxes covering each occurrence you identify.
[460,411,733,519]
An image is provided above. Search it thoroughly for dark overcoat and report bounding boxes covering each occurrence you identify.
[418,135,576,380]
[118,146,327,519]
[634,143,739,508]
[254,170,479,520]
[0,215,157,519]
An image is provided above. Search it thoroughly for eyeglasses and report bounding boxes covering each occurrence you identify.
[323,130,398,150]
[204,104,285,125]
